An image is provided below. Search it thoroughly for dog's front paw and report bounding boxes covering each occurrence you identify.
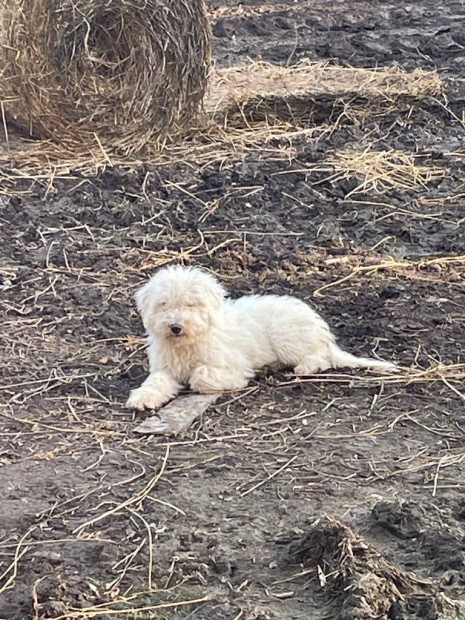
[126,387,166,411]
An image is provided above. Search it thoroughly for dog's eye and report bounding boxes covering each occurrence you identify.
[186,302,195,307]
[157,302,167,308]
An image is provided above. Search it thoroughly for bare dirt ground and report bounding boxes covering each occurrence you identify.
[1,1,465,618]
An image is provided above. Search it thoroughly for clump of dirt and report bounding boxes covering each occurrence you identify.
[371,500,424,539]
[285,517,464,620]
[422,531,465,574]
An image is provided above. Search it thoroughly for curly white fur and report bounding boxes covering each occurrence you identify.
[126,265,398,410]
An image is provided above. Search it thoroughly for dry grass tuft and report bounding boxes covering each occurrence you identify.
[0,0,211,155]
[322,147,445,195]
[287,517,464,620]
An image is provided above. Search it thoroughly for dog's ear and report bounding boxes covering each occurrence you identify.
[204,276,226,310]
[134,280,153,326]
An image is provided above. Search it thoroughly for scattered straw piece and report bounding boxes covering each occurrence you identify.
[51,595,210,619]
[323,147,444,195]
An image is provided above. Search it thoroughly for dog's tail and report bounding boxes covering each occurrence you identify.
[328,342,399,373]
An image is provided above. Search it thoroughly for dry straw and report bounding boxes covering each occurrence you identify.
[323,147,445,195]
[0,59,443,177]
[0,0,211,154]
[206,61,443,126]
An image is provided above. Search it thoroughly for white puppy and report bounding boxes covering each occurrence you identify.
[126,265,398,410]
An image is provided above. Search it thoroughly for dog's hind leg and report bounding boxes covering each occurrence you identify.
[126,371,181,410]
[294,354,332,375]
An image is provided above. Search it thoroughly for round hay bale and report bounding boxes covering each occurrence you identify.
[0,0,211,154]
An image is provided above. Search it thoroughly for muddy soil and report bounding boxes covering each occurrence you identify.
[1,1,465,619]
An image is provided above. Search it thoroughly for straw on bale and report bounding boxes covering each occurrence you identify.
[0,0,211,154]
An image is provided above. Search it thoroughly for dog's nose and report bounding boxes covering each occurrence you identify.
[170,324,183,335]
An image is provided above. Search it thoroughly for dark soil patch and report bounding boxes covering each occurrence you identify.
[1,1,465,619]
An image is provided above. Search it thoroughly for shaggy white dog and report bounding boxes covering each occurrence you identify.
[126,265,398,410]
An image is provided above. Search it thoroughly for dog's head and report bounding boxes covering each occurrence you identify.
[134,265,226,341]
